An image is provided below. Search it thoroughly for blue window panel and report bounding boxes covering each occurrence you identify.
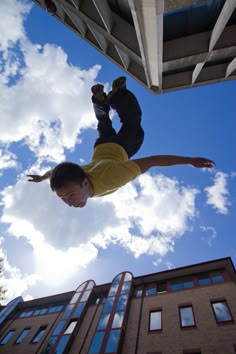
[0,330,15,345]
[53,320,66,335]
[212,274,224,284]
[55,335,70,354]
[145,287,156,296]
[134,289,142,298]
[183,280,194,289]
[39,308,48,315]
[62,304,74,319]
[15,328,30,344]
[88,331,105,354]
[33,310,42,316]
[20,312,27,318]
[212,301,232,322]
[48,305,63,313]
[103,297,115,313]
[108,284,119,297]
[105,329,121,353]
[170,283,182,291]
[198,277,211,286]
[97,313,110,330]
[32,327,47,343]
[24,311,33,317]
[43,336,57,352]
[120,281,131,294]
[112,311,124,329]
[72,302,85,318]
[116,294,128,311]
[113,274,122,284]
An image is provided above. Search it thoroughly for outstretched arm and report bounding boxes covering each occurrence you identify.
[133,155,215,173]
[27,169,53,183]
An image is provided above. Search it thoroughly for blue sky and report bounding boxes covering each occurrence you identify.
[0,0,235,304]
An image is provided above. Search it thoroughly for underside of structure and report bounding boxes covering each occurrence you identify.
[33,0,236,94]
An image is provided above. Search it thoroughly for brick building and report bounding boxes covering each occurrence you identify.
[0,257,236,353]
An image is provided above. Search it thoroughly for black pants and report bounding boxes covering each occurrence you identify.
[92,88,144,158]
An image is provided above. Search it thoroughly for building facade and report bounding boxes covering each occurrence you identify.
[0,257,236,353]
[32,0,236,94]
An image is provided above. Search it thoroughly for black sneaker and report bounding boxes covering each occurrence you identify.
[107,77,126,102]
[91,84,107,104]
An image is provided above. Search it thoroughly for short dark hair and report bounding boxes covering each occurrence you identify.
[50,162,87,191]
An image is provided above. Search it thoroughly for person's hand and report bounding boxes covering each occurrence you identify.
[27,175,45,182]
[190,158,215,168]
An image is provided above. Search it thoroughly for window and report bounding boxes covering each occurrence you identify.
[149,310,162,331]
[15,328,30,344]
[179,306,195,327]
[198,275,211,286]
[105,329,121,353]
[211,301,233,323]
[31,326,47,343]
[89,331,105,353]
[134,288,143,298]
[64,320,77,334]
[0,330,15,345]
[146,286,156,296]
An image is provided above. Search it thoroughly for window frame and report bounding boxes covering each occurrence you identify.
[179,305,196,328]
[14,328,31,344]
[31,326,47,344]
[0,329,16,345]
[149,309,162,332]
[211,299,234,324]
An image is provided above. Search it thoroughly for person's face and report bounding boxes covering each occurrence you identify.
[55,179,91,208]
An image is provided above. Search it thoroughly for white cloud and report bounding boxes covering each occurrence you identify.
[0,0,31,51]
[200,226,217,246]
[0,149,17,172]
[205,172,230,214]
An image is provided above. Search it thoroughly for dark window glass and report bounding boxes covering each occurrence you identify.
[112,311,124,328]
[157,282,167,293]
[15,328,30,344]
[62,304,74,319]
[48,306,63,313]
[0,330,15,345]
[212,301,233,322]
[53,320,66,335]
[198,276,211,286]
[121,281,131,294]
[105,329,120,353]
[149,310,162,330]
[73,302,85,318]
[211,274,224,284]
[33,309,41,316]
[24,311,33,317]
[55,335,70,353]
[43,336,57,352]
[179,306,195,327]
[97,313,110,330]
[32,327,47,343]
[116,294,128,311]
[39,308,47,315]
[103,297,115,313]
[88,331,105,354]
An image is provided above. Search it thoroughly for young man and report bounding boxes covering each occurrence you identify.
[27,77,215,208]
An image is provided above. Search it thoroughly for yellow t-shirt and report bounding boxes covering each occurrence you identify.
[82,143,141,197]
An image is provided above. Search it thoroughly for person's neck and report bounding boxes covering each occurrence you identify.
[88,178,94,197]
